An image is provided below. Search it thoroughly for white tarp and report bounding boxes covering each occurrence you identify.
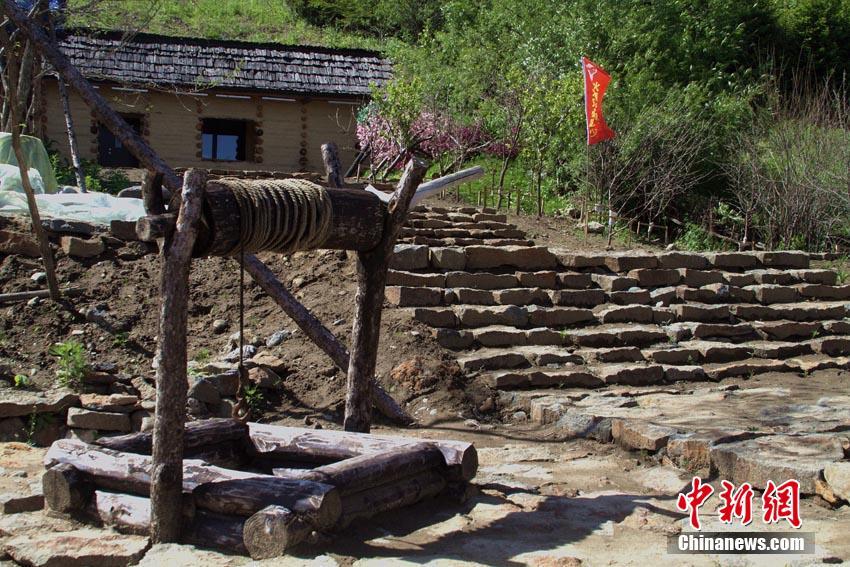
[0,190,146,225]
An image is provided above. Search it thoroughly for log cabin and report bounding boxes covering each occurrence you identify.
[39,29,391,174]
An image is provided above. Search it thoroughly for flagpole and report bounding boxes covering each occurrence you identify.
[582,57,589,242]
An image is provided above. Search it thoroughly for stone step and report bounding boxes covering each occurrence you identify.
[400,227,527,240]
[402,236,535,247]
[408,305,596,329]
[488,367,604,389]
[456,346,583,371]
[730,302,849,322]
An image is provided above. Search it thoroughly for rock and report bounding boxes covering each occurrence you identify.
[710,434,845,493]
[465,245,558,270]
[79,393,139,413]
[824,462,850,502]
[627,269,681,287]
[31,271,47,284]
[389,244,430,271]
[385,286,443,307]
[663,365,707,382]
[585,221,604,234]
[512,411,528,422]
[811,337,850,357]
[526,306,594,327]
[708,252,759,269]
[0,391,78,419]
[265,330,291,347]
[0,417,26,442]
[0,490,44,513]
[517,271,557,288]
[429,247,466,270]
[553,251,607,269]
[248,366,282,389]
[612,419,677,451]
[596,364,664,386]
[186,397,209,418]
[4,528,149,567]
[413,308,458,328]
[136,543,232,567]
[188,378,221,405]
[446,271,517,289]
[203,371,239,397]
[603,252,658,272]
[657,252,708,270]
[756,250,809,269]
[66,407,131,432]
[27,297,41,307]
[222,345,256,363]
[456,305,527,328]
[667,430,757,471]
[249,353,288,373]
[597,305,654,324]
[456,350,527,371]
[61,236,105,258]
[211,319,228,334]
[0,229,39,256]
[109,220,138,241]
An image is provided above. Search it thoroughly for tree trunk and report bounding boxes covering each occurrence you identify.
[321,142,343,188]
[536,167,543,218]
[344,158,427,433]
[496,156,510,209]
[248,422,478,482]
[243,505,312,559]
[150,169,206,543]
[272,443,445,494]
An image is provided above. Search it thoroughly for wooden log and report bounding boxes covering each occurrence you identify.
[136,185,387,255]
[42,462,92,513]
[240,255,413,426]
[345,158,427,432]
[151,168,206,543]
[0,287,82,304]
[95,418,249,455]
[192,476,341,529]
[321,142,343,188]
[337,469,446,529]
[272,443,446,494]
[142,170,166,215]
[185,509,248,554]
[45,439,262,496]
[89,490,194,536]
[243,505,312,559]
[249,423,478,482]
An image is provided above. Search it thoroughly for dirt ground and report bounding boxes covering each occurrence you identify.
[1,196,848,565]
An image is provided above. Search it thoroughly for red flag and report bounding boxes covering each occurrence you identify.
[582,57,615,145]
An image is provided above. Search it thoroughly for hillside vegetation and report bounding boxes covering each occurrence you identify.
[67,0,850,252]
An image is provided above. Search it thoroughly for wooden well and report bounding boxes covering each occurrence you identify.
[42,418,477,559]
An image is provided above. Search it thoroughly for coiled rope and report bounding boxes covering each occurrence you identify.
[217,178,334,255]
[220,178,333,422]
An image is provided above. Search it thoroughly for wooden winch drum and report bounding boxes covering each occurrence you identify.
[138,181,389,257]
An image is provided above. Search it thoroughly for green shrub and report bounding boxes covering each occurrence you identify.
[48,340,88,391]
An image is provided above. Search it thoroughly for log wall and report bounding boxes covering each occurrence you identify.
[42,79,364,175]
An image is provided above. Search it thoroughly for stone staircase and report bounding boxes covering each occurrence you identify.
[389,205,850,395]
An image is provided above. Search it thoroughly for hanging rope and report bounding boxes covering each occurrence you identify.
[217,178,333,255]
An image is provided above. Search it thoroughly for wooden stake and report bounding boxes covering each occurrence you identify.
[344,158,427,433]
[141,170,166,215]
[240,256,413,425]
[3,36,60,300]
[321,142,343,188]
[150,168,206,543]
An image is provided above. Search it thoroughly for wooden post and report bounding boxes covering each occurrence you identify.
[150,169,206,543]
[321,142,343,188]
[239,255,412,425]
[142,170,166,215]
[344,158,427,433]
[2,33,60,301]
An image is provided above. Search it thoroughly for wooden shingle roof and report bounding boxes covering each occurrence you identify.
[57,29,392,97]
